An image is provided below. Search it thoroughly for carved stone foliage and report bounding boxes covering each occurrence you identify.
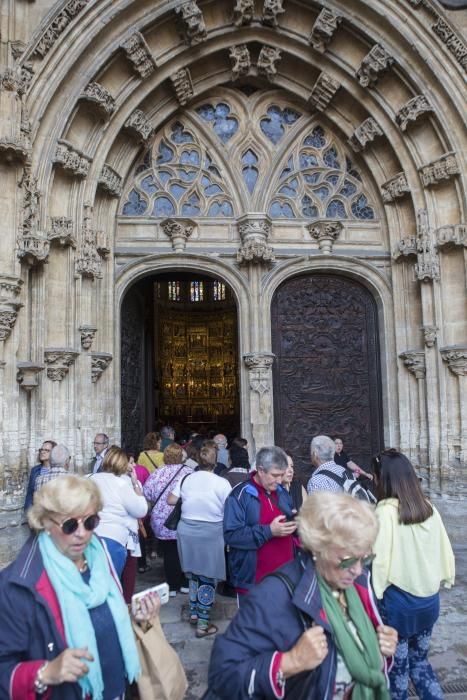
[381,173,410,203]
[75,209,108,280]
[421,325,438,348]
[440,346,467,376]
[348,118,383,152]
[308,72,341,111]
[262,0,285,27]
[395,95,433,131]
[34,0,91,58]
[44,348,79,382]
[419,152,459,187]
[393,235,417,260]
[0,301,21,342]
[124,110,153,143]
[414,209,440,282]
[121,32,156,78]
[97,165,123,198]
[175,2,208,46]
[79,325,97,351]
[432,18,467,70]
[80,82,116,117]
[309,8,342,53]
[17,170,50,266]
[307,220,343,253]
[435,223,466,249]
[356,45,395,88]
[233,0,254,25]
[230,45,251,80]
[91,352,112,383]
[400,350,426,378]
[16,362,44,392]
[237,213,275,264]
[48,217,76,247]
[257,46,282,81]
[53,140,91,178]
[170,68,194,106]
[161,218,195,253]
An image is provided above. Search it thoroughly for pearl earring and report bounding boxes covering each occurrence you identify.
[312,555,317,561]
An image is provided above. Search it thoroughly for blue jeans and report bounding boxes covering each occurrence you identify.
[102,537,127,578]
[390,627,443,700]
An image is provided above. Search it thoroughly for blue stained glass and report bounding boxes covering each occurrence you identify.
[141,175,157,195]
[205,156,221,177]
[196,103,238,143]
[204,183,223,195]
[135,151,151,174]
[339,179,357,197]
[242,149,259,193]
[152,197,175,216]
[300,152,318,168]
[304,172,321,184]
[314,186,330,201]
[171,122,194,144]
[122,189,148,215]
[208,201,234,216]
[157,141,174,164]
[326,174,340,186]
[302,196,318,218]
[270,201,296,218]
[323,146,340,168]
[260,105,299,144]
[180,150,200,165]
[304,126,327,148]
[170,184,187,200]
[278,178,298,196]
[182,193,201,216]
[177,168,197,182]
[280,157,294,180]
[326,199,346,218]
[346,157,362,181]
[158,170,171,184]
[351,195,375,219]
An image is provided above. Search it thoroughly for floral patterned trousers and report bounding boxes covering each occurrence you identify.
[389,627,443,700]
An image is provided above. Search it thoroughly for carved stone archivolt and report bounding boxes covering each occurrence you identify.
[308,72,341,111]
[80,82,116,117]
[257,46,282,81]
[16,362,44,392]
[44,348,79,382]
[53,140,91,178]
[75,209,108,280]
[161,218,196,253]
[79,325,97,351]
[233,0,254,25]
[17,170,50,266]
[170,68,194,106]
[421,325,438,348]
[309,8,342,53]
[175,1,207,46]
[395,95,433,131]
[48,217,76,248]
[400,350,426,378]
[230,45,251,80]
[121,32,156,78]
[237,213,275,264]
[435,223,466,249]
[440,346,467,376]
[262,0,285,27]
[419,152,459,187]
[124,110,153,143]
[381,173,410,203]
[356,44,394,87]
[243,352,275,416]
[34,0,91,59]
[307,220,343,253]
[91,352,112,383]
[348,118,383,152]
[97,164,123,198]
[432,17,467,70]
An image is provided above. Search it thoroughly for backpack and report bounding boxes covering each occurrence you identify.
[319,469,377,504]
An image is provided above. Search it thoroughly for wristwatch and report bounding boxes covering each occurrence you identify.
[34,661,49,694]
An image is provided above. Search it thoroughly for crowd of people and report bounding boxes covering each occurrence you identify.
[0,426,455,699]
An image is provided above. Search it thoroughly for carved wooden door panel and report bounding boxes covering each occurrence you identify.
[272,274,383,477]
[120,285,146,454]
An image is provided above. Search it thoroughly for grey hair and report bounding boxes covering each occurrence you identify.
[50,444,70,468]
[310,435,335,463]
[161,425,175,438]
[255,446,288,472]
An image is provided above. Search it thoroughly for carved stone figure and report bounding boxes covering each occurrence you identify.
[161,218,196,252]
[121,32,156,78]
[233,0,254,25]
[307,220,343,253]
[44,348,79,382]
[53,140,91,178]
[262,0,285,27]
[414,209,440,282]
[124,110,154,143]
[348,117,383,151]
[395,94,433,131]
[91,352,113,382]
[230,45,251,80]
[80,82,116,116]
[175,1,208,46]
[170,68,194,106]
[356,44,394,87]
[98,165,123,198]
[257,46,282,81]
[79,325,97,350]
[421,325,438,348]
[308,72,341,111]
[48,217,76,247]
[309,8,342,52]
[419,152,459,187]
[75,209,106,280]
[17,171,50,265]
[381,173,410,202]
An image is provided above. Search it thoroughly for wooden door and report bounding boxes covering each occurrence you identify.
[272,274,383,478]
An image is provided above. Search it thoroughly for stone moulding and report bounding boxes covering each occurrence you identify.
[175,1,208,46]
[170,68,194,106]
[121,32,156,78]
[262,0,285,27]
[53,140,91,178]
[79,325,97,351]
[399,350,426,378]
[432,17,467,70]
[348,117,383,152]
[308,72,341,111]
[381,173,410,203]
[34,0,91,58]
[230,45,251,80]
[233,0,254,26]
[161,218,196,253]
[440,346,467,376]
[419,152,459,187]
[435,223,466,249]
[356,44,395,88]
[309,8,342,53]
[123,110,154,143]
[91,352,113,383]
[237,213,275,264]
[307,220,343,253]
[79,82,116,117]
[395,95,433,131]
[44,348,79,382]
[97,165,123,198]
[257,46,282,81]
[48,217,76,247]
[16,362,45,392]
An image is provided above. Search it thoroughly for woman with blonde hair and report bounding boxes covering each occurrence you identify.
[91,446,147,577]
[207,492,397,698]
[0,475,159,699]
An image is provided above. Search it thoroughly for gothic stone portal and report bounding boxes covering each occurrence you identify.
[272,274,383,478]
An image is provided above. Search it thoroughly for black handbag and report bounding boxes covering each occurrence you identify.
[163,474,189,530]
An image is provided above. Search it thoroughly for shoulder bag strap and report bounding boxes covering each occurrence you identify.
[266,571,311,631]
[151,466,186,508]
[144,450,159,469]
[318,468,346,487]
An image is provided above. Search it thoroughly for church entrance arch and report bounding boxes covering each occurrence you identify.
[271,273,383,478]
[120,271,239,452]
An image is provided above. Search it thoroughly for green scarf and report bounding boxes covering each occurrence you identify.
[317,573,390,700]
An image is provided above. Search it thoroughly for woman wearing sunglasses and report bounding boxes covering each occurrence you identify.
[0,474,159,700]
[207,491,397,699]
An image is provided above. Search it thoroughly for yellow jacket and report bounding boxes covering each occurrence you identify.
[372,498,455,599]
[136,450,164,473]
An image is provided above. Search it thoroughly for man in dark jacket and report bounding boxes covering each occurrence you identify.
[223,445,296,596]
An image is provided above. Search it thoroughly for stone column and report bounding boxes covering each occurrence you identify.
[399,350,428,471]
[440,346,467,466]
[243,352,275,452]
[161,218,195,253]
[307,220,343,253]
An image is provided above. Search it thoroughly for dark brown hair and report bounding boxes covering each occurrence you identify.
[372,449,433,524]
[143,432,161,450]
[198,445,217,471]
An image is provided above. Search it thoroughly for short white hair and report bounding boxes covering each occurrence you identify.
[310,435,335,463]
[50,444,70,468]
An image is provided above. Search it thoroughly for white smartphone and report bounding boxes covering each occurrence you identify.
[131,582,170,615]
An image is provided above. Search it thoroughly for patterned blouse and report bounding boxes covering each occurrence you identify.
[143,463,193,541]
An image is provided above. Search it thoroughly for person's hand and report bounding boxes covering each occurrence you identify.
[132,591,161,626]
[41,647,93,685]
[377,624,398,657]
[270,515,297,537]
[280,626,328,678]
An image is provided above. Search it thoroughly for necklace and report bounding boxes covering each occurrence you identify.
[78,557,88,573]
[332,588,348,613]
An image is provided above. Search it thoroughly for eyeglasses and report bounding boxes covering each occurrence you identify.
[93,441,106,446]
[338,554,376,570]
[39,448,51,452]
[50,514,100,535]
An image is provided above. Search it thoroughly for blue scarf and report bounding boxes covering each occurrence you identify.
[38,532,140,699]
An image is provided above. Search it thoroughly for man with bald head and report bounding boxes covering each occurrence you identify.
[213,433,229,468]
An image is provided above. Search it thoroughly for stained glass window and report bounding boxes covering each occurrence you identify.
[190,281,204,302]
[242,150,259,193]
[196,103,239,143]
[260,105,301,144]
[213,280,226,301]
[168,281,181,301]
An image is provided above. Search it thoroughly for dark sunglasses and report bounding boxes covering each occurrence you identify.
[51,514,100,535]
[338,553,376,570]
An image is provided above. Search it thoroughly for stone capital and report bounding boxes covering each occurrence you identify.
[16,362,44,391]
[79,325,97,351]
[161,218,196,253]
[243,352,275,371]
[91,352,113,383]
[44,348,79,381]
[399,350,426,378]
[237,213,275,264]
[257,46,282,81]
[309,8,342,53]
[307,220,343,253]
[0,304,22,341]
[440,346,467,376]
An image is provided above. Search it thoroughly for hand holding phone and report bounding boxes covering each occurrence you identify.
[131,582,169,617]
